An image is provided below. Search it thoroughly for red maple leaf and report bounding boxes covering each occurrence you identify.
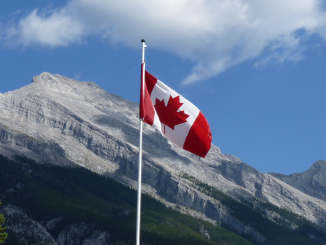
[154,95,189,133]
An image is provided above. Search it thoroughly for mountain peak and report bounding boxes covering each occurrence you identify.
[271,159,326,203]
[32,72,58,84]
[311,160,326,169]
[30,72,95,99]
[1,73,326,239]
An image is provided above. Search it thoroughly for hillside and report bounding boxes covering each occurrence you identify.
[1,155,324,245]
[0,72,326,244]
[0,155,255,245]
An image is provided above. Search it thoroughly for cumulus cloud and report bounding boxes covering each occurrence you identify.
[5,8,84,47]
[3,0,326,84]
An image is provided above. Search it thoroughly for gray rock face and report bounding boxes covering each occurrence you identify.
[45,217,63,231]
[56,223,110,245]
[270,160,326,202]
[0,204,123,245]
[0,72,326,242]
[0,204,58,245]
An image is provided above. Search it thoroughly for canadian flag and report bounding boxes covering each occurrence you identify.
[140,66,212,158]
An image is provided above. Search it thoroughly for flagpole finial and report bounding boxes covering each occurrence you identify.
[141,39,145,42]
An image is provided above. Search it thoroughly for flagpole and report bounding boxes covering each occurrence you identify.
[136,39,146,245]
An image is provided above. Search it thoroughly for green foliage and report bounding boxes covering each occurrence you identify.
[180,173,325,245]
[1,154,325,245]
[0,155,253,245]
[0,203,8,244]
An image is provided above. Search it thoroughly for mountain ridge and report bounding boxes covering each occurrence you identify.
[270,160,326,202]
[0,72,326,244]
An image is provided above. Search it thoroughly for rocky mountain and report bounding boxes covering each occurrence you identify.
[0,203,113,245]
[270,160,326,202]
[0,72,326,244]
[0,154,254,245]
[0,204,57,245]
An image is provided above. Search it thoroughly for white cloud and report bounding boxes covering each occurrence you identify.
[3,0,326,84]
[7,8,84,47]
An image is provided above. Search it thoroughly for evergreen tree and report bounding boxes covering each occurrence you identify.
[0,203,7,244]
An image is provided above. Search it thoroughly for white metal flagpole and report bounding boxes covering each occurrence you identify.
[136,39,146,245]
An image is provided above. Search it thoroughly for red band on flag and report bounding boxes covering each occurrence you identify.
[140,66,156,124]
[183,112,212,158]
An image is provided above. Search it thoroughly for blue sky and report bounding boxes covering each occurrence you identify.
[0,0,325,175]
